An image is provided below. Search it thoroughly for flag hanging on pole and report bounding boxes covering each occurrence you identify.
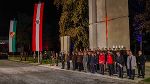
[32,2,44,51]
[9,20,17,52]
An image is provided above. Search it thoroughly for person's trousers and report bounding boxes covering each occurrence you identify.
[77,62,82,71]
[83,62,88,72]
[99,64,104,75]
[72,61,76,70]
[117,66,123,78]
[87,63,91,72]
[56,59,58,66]
[20,56,23,61]
[114,63,117,74]
[137,64,145,77]
[40,58,42,64]
[62,61,65,69]
[128,69,135,80]
[67,61,70,70]
[75,62,78,70]
[33,57,36,63]
[108,64,113,76]
[95,64,99,72]
[90,63,96,73]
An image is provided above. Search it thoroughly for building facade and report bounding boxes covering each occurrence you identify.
[89,0,130,50]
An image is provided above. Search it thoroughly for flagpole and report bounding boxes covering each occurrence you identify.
[13,52,14,60]
[38,51,39,63]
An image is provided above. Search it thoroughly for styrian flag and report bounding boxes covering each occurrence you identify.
[9,20,17,52]
[32,2,44,51]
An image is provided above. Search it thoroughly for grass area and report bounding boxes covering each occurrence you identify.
[8,55,54,64]
[143,77,150,82]
[8,56,34,62]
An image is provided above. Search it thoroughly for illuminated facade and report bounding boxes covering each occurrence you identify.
[89,0,130,50]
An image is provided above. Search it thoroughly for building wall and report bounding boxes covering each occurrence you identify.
[96,0,106,49]
[89,0,130,50]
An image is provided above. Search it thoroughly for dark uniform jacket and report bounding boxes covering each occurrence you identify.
[116,55,124,65]
[137,55,146,65]
[72,54,77,62]
[77,55,83,63]
[90,55,96,64]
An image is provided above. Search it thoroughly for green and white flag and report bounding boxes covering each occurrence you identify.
[9,20,17,52]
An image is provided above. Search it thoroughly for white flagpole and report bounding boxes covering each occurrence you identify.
[38,51,39,63]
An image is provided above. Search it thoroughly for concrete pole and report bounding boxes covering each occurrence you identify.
[89,0,97,50]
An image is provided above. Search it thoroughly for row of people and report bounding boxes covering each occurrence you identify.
[59,50,146,80]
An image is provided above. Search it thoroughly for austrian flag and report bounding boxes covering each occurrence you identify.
[32,2,44,51]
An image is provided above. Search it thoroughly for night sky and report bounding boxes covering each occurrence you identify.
[0,0,60,51]
[0,0,57,37]
[0,0,32,36]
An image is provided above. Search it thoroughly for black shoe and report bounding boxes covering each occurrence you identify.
[132,77,134,80]
[128,77,131,79]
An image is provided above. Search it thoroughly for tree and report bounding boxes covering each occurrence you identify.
[54,0,89,50]
[130,0,150,52]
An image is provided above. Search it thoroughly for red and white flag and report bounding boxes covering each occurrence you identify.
[32,2,44,51]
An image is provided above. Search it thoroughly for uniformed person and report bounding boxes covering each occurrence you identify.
[61,52,65,69]
[137,51,146,78]
[116,51,124,78]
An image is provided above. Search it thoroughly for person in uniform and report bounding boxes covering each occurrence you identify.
[116,51,124,78]
[33,52,36,63]
[55,52,59,66]
[83,51,88,72]
[71,52,76,70]
[90,52,96,73]
[137,50,146,78]
[51,51,55,66]
[77,52,83,71]
[87,51,91,72]
[61,52,65,69]
[107,51,114,76]
[66,52,70,70]
[99,51,105,75]
[40,52,43,64]
[127,50,136,80]
[95,50,100,72]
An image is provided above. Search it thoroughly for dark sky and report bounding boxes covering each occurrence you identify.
[0,0,56,37]
[0,0,33,37]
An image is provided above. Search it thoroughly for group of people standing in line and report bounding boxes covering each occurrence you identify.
[59,49,146,80]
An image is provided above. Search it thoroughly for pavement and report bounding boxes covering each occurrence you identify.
[39,63,144,83]
[0,60,148,84]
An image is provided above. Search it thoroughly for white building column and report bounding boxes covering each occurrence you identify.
[89,0,97,50]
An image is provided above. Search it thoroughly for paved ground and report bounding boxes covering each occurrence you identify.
[0,60,141,84]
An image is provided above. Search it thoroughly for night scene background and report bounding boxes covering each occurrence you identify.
[0,0,150,54]
[0,0,60,52]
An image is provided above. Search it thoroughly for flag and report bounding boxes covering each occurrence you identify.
[9,20,17,52]
[32,2,44,51]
